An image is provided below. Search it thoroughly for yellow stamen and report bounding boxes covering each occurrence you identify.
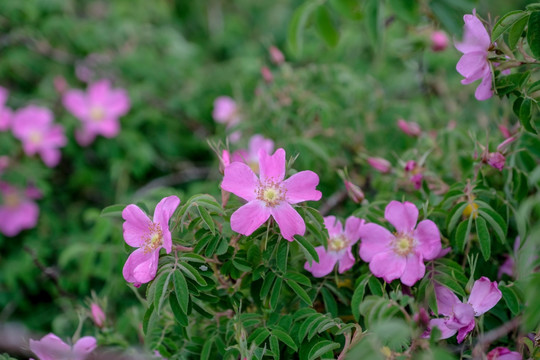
[89,107,105,122]
[142,223,163,253]
[328,235,349,252]
[393,233,415,256]
[256,180,285,207]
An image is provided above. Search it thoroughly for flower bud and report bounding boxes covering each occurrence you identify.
[430,30,449,52]
[261,66,273,84]
[367,157,391,173]
[487,152,505,171]
[91,303,105,328]
[496,136,517,154]
[397,119,421,137]
[269,46,285,65]
[53,76,68,94]
[344,180,364,203]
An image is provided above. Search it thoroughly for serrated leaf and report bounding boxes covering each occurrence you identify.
[173,270,189,314]
[491,10,527,41]
[308,340,340,360]
[315,5,339,47]
[271,328,298,352]
[508,14,529,49]
[368,275,384,296]
[527,11,540,59]
[500,286,520,315]
[299,313,321,343]
[285,278,312,305]
[475,216,491,261]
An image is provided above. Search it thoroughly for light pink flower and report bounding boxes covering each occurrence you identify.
[122,195,180,287]
[397,119,421,137]
[455,11,493,101]
[344,180,364,204]
[232,134,274,173]
[431,30,449,52]
[0,86,12,131]
[269,46,285,65]
[261,66,273,83]
[487,347,522,360]
[90,303,106,328]
[63,80,130,146]
[212,96,240,126]
[427,277,502,343]
[304,216,364,277]
[221,148,322,241]
[367,157,392,173]
[29,333,96,360]
[11,106,66,167]
[0,182,40,237]
[358,201,441,286]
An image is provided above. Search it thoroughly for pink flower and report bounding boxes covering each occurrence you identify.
[431,30,449,52]
[11,106,66,167]
[367,157,392,173]
[0,156,9,175]
[304,216,364,277]
[90,303,106,328]
[358,201,441,286]
[29,333,96,360]
[498,237,520,279]
[232,134,274,173]
[122,195,180,287]
[344,180,364,204]
[63,80,130,146]
[404,160,424,190]
[487,152,505,171]
[261,66,273,83]
[0,86,12,131]
[428,277,502,343]
[497,136,517,153]
[269,46,285,65]
[0,182,40,237]
[455,11,493,101]
[397,119,421,137]
[212,96,240,126]
[487,347,522,360]
[221,148,322,241]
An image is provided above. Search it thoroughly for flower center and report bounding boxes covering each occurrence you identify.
[328,235,349,252]
[256,180,285,207]
[90,106,105,122]
[29,131,42,145]
[143,223,163,254]
[393,233,415,256]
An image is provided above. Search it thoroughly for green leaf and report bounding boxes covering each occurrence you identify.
[232,258,252,272]
[294,235,319,264]
[261,272,277,300]
[315,5,339,47]
[475,216,491,261]
[329,0,362,20]
[178,262,207,286]
[285,278,312,305]
[491,10,526,41]
[519,98,537,134]
[270,277,283,309]
[284,271,311,287]
[197,205,215,234]
[321,287,338,317]
[388,0,418,24]
[368,275,384,296]
[434,273,466,297]
[200,337,214,360]
[529,79,540,94]
[271,328,298,352]
[500,285,520,315]
[154,270,172,315]
[173,270,189,314]
[351,274,370,321]
[248,328,270,346]
[169,296,188,326]
[100,204,126,217]
[277,240,289,272]
[527,3,540,11]
[364,0,381,47]
[446,202,468,235]
[454,216,473,252]
[287,0,324,56]
[477,208,507,243]
[527,11,540,59]
[270,335,280,360]
[508,14,529,49]
[308,340,340,360]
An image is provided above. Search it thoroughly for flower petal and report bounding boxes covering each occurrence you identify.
[338,248,356,274]
[384,201,418,233]
[455,14,490,54]
[29,333,71,360]
[153,195,181,253]
[73,336,97,360]
[230,200,271,236]
[122,248,159,285]
[369,251,406,283]
[427,319,457,340]
[456,319,475,343]
[475,71,493,101]
[323,216,343,238]
[122,204,152,247]
[221,162,259,201]
[304,246,338,277]
[358,223,394,262]
[259,148,286,183]
[468,277,502,316]
[63,90,89,119]
[249,134,274,159]
[400,253,426,286]
[434,285,461,317]
[282,170,322,204]
[457,52,489,83]
[414,220,442,260]
[345,216,364,245]
[270,202,305,241]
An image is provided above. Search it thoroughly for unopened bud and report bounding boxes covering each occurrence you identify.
[496,136,517,154]
[397,119,421,137]
[344,181,364,203]
[53,76,67,94]
[269,46,285,65]
[487,152,505,171]
[91,303,105,328]
[261,66,273,84]
[367,157,391,173]
[430,31,448,52]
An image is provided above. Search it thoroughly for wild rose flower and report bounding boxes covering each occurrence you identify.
[0,86,12,131]
[29,333,96,360]
[221,148,322,241]
[397,119,421,137]
[213,96,240,127]
[358,201,441,286]
[487,347,522,360]
[367,157,392,173]
[344,180,364,203]
[304,216,364,277]
[63,79,130,146]
[122,195,180,287]
[90,303,106,328]
[11,106,66,167]
[232,134,274,173]
[455,11,493,101]
[427,277,502,343]
[0,182,40,237]
[269,46,285,65]
[431,30,449,52]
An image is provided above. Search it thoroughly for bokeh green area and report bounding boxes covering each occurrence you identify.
[0,0,538,356]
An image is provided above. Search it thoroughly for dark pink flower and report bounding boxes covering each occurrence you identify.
[358,201,441,286]
[487,152,505,171]
[29,333,96,360]
[232,134,274,173]
[63,80,130,146]
[122,195,180,286]
[455,12,493,101]
[344,180,364,204]
[0,86,12,131]
[427,277,502,343]
[0,182,40,237]
[11,106,66,167]
[487,347,522,360]
[397,119,421,137]
[90,303,106,328]
[431,30,449,52]
[304,216,364,277]
[367,157,392,173]
[221,148,322,241]
[269,46,285,65]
